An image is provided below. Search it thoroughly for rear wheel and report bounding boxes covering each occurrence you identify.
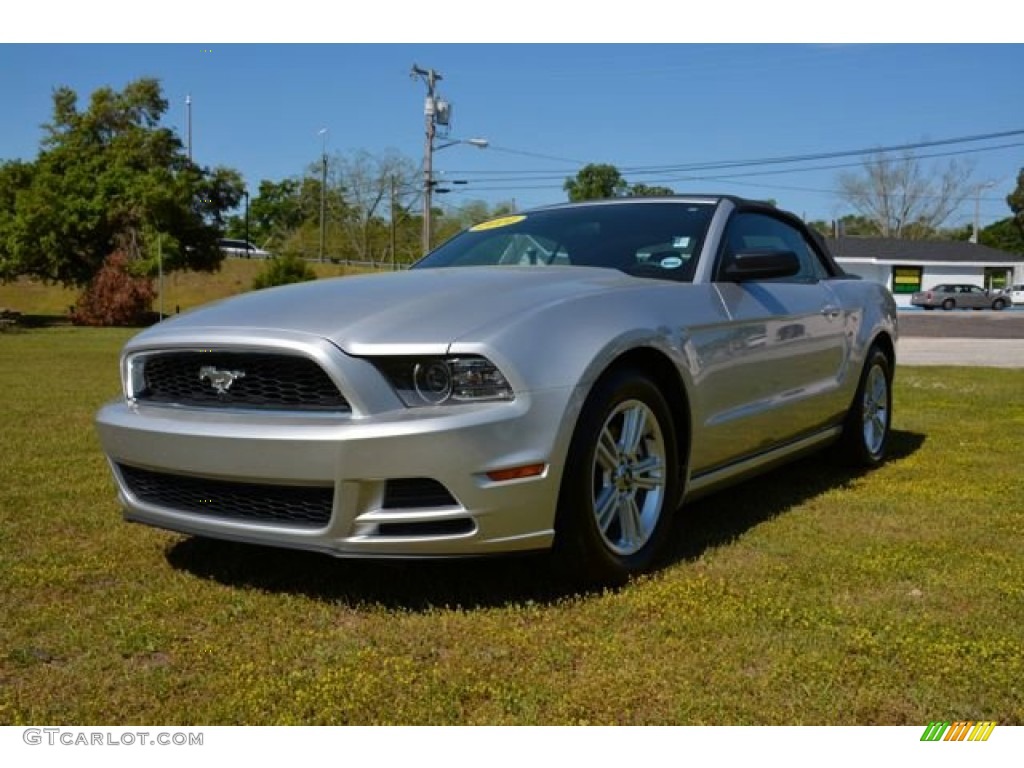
[555,368,680,585]
[837,345,892,467]
[942,298,956,310]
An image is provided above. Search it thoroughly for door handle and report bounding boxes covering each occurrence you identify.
[821,305,841,319]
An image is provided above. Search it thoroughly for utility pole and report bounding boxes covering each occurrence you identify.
[412,64,442,256]
[390,175,397,270]
[971,181,996,244]
[243,190,250,254]
[318,128,328,262]
[157,234,163,321]
[185,94,192,163]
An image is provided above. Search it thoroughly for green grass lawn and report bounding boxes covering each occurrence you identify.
[1,328,1022,724]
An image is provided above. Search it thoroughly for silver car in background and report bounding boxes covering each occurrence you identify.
[96,196,898,583]
[911,283,1011,311]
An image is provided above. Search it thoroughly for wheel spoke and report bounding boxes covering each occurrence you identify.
[632,456,664,490]
[868,370,885,405]
[596,429,619,472]
[865,420,877,448]
[594,486,618,533]
[619,405,648,456]
[618,496,642,547]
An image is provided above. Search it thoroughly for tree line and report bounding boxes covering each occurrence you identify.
[563,156,1024,251]
[221,151,514,268]
[0,78,514,298]
[2,77,1022,321]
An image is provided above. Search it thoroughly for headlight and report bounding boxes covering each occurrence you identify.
[124,353,149,402]
[373,355,514,407]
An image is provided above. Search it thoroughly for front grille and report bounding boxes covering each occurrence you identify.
[118,464,334,528]
[382,478,459,509]
[137,351,348,411]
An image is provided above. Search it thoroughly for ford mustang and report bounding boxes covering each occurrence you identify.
[96,196,898,583]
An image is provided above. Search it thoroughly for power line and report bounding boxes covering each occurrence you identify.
[444,127,1024,180]
[621,128,1024,175]
[484,144,588,166]
[633,141,1024,185]
[444,141,1023,196]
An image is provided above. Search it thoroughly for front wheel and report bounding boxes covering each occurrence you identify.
[555,368,680,585]
[993,299,1007,311]
[837,345,893,466]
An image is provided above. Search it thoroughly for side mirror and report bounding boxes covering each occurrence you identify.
[722,250,801,281]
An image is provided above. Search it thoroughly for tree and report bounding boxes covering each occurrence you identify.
[628,183,675,197]
[432,199,517,248]
[808,214,883,239]
[1007,168,1024,237]
[0,160,35,281]
[71,251,155,326]
[224,177,323,249]
[0,78,243,286]
[980,217,1024,254]
[564,164,628,201]
[252,254,317,290]
[836,150,974,239]
[328,149,416,265]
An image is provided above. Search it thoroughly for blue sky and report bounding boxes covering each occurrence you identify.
[1,40,1021,229]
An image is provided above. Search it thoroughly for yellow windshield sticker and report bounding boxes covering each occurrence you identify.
[469,215,526,232]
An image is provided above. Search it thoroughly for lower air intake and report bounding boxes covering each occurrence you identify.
[118,464,334,528]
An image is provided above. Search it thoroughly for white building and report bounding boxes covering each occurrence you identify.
[826,237,1024,308]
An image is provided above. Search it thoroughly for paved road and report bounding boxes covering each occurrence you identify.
[897,309,1024,368]
[898,309,1024,339]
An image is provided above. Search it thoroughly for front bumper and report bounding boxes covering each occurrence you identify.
[96,366,578,559]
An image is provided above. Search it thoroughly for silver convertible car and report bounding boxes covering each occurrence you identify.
[96,196,897,583]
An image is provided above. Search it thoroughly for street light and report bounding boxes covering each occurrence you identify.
[436,137,489,152]
[423,137,488,254]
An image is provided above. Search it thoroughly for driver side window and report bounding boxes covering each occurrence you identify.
[717,212,830,282]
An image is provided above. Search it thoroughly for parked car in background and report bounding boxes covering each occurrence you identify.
[1010,284,1024,306]
[218,238,272,259]
[97,196,898,583]
[911,283,1010,311]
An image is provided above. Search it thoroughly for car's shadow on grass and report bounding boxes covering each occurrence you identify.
[166,429,925,610]
[665,429,926,563]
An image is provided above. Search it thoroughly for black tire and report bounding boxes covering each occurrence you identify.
[993,299,1007,311]
[837,345,893,467]
[942,298,956,311]
[554,368,680,585]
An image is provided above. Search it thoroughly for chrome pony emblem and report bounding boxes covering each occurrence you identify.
[198,365,246,394]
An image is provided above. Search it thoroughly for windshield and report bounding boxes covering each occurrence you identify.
[414,201,716,282]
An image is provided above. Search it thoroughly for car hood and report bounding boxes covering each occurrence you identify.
[136,266,644,354]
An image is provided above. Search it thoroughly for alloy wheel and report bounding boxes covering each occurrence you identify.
[591,399,667,556]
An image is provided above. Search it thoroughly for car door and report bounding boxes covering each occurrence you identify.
[964,285,988,308]
[693,211,850,470]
